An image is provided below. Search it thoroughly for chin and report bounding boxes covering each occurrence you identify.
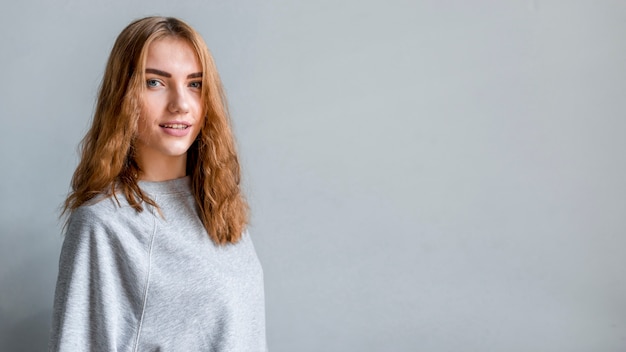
[165,143,195,155]
[166,149,193,157]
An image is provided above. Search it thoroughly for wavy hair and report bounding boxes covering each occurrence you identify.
[63,16,248,244]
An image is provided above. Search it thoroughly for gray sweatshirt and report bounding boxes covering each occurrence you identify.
[50,177,267,351]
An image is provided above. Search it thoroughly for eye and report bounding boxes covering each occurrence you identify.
[189,81,202,89]
[146,79,162,88]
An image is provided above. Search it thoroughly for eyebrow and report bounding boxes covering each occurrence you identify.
[145,68,203,79]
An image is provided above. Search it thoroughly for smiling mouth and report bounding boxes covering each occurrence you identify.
[160,123,189,129]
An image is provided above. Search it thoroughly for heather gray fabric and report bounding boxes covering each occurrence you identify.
[49,177,267,352]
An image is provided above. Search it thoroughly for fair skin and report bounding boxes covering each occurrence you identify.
[135,36,204,182]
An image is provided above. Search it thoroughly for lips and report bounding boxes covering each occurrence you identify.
[159,123,190,129]
[159,121,192,137]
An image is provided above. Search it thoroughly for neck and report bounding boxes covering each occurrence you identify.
[135,150,188,182]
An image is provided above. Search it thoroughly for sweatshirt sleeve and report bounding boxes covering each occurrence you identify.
[49,205,149,352]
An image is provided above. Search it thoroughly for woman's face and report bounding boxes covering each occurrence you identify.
[134,36,204,177]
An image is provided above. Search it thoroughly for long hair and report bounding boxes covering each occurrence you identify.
[63,16,248,245]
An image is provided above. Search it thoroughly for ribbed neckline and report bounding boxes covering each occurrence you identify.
[138,176,191,196]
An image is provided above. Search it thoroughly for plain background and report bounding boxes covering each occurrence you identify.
[1,1,625,351]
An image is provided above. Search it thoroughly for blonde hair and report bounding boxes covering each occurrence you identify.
[63,16,248,244]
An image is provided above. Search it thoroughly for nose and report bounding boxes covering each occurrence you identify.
[168,86,190,114]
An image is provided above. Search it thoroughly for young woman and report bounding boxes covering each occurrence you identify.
[50,16,267,351]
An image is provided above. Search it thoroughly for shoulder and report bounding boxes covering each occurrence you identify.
[64,194,156,248]
[67,196,126,232]
[69,196,121,223]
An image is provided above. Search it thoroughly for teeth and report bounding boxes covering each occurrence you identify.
[161,124,188,129]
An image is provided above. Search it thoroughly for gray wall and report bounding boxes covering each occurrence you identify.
[1,1,625,351]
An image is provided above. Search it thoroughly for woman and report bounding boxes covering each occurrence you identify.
[50,16,267,351]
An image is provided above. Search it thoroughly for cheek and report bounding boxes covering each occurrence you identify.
[136,103,157,139]
[139,92,161,118]
[138,96,159,123]
[191,93,203,113]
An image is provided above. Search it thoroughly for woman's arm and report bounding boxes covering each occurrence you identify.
[50,205,149,352]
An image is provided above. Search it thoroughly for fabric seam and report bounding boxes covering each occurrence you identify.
[132,199,158,352]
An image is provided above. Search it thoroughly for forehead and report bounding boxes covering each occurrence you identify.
[144,36,201,73]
